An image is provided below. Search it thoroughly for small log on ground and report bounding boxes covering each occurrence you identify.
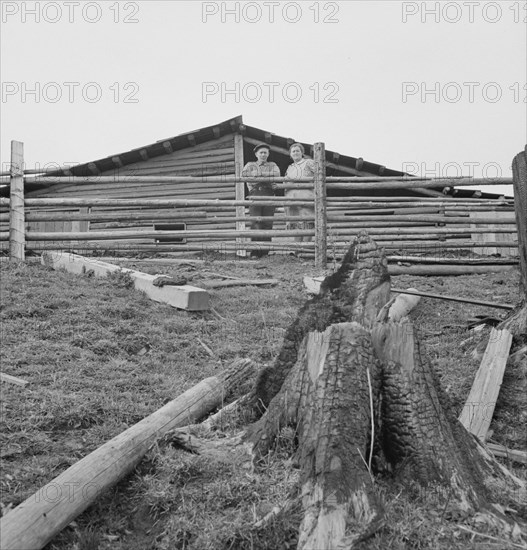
[0,372,29,387]
[0,359,255,550]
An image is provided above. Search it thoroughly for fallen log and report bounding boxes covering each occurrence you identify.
[0,359,256,550]
[0,372,29,387]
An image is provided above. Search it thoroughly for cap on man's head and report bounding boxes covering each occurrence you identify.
[253,143,270,153]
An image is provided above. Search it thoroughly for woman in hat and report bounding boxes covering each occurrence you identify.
[241,144,280,257]
[284,143,316,242]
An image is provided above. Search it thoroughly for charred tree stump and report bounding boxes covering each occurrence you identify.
[243,232,525,549]
[249,232,391,414]
[171,232,525,549]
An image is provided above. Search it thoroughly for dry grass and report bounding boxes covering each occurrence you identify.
[0,255,525,549]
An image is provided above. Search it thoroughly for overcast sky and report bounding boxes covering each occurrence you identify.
[1,0,525,195]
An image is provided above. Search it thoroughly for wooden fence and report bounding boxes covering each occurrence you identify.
[1,140,520,269]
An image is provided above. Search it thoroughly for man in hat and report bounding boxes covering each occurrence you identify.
[241,144,280,257]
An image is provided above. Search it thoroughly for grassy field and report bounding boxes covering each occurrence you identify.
[0,254,525,549]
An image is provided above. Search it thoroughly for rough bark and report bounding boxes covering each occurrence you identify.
[250,232,390,414]
[371,320,523,513]
[173,233,525,549]
[243,233,525,547]
[247,323,385,548]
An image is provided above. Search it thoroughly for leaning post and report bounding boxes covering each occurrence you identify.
[511,145,527,296]
[314,142,327,269]
[9,140,25,262]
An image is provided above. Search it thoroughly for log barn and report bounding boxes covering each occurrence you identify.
[1,115,516,256]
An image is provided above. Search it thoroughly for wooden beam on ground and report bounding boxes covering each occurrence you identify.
[41,252,209,311]
[9,141,25,262]
[0,359,255,550]
[0,373,29,387]
[459,328,513,440]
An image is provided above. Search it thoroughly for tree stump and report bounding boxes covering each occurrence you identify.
[243,232,525,549]
[173,232,525,549]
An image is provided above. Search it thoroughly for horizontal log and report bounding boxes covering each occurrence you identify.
[35,186,237,199]
[0,372,29,387]
[388,265,517,275]
[11,209,514,224]
[18,199,314,208]
[23,224,519,242]
[279,178,512,191]
[12,174,513,188]
[1,239,518,255]
[7,211,208,222]
[390,287,515,310]
[33,181,237,196]
[387,255,519,265]
[0,359,254,550]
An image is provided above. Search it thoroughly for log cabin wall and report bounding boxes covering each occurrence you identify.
[24,135,237,250]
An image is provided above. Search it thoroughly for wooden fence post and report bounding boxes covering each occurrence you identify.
[9,141,25,262]
[511,146,527,296]
[234,133,247,257]
[314,142,327,269]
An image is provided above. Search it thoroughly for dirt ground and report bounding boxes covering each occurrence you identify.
[0,252,525,549]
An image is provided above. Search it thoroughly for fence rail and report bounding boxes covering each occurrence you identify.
[3,140,521,269]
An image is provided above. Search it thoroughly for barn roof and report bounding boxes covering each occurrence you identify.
[51,115,405,179]
[3,116,507,199]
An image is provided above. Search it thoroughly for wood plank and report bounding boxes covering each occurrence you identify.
[9,141,25,261]
[41,252,209,311]
[459,328,513,440]
[0,372,29,387]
